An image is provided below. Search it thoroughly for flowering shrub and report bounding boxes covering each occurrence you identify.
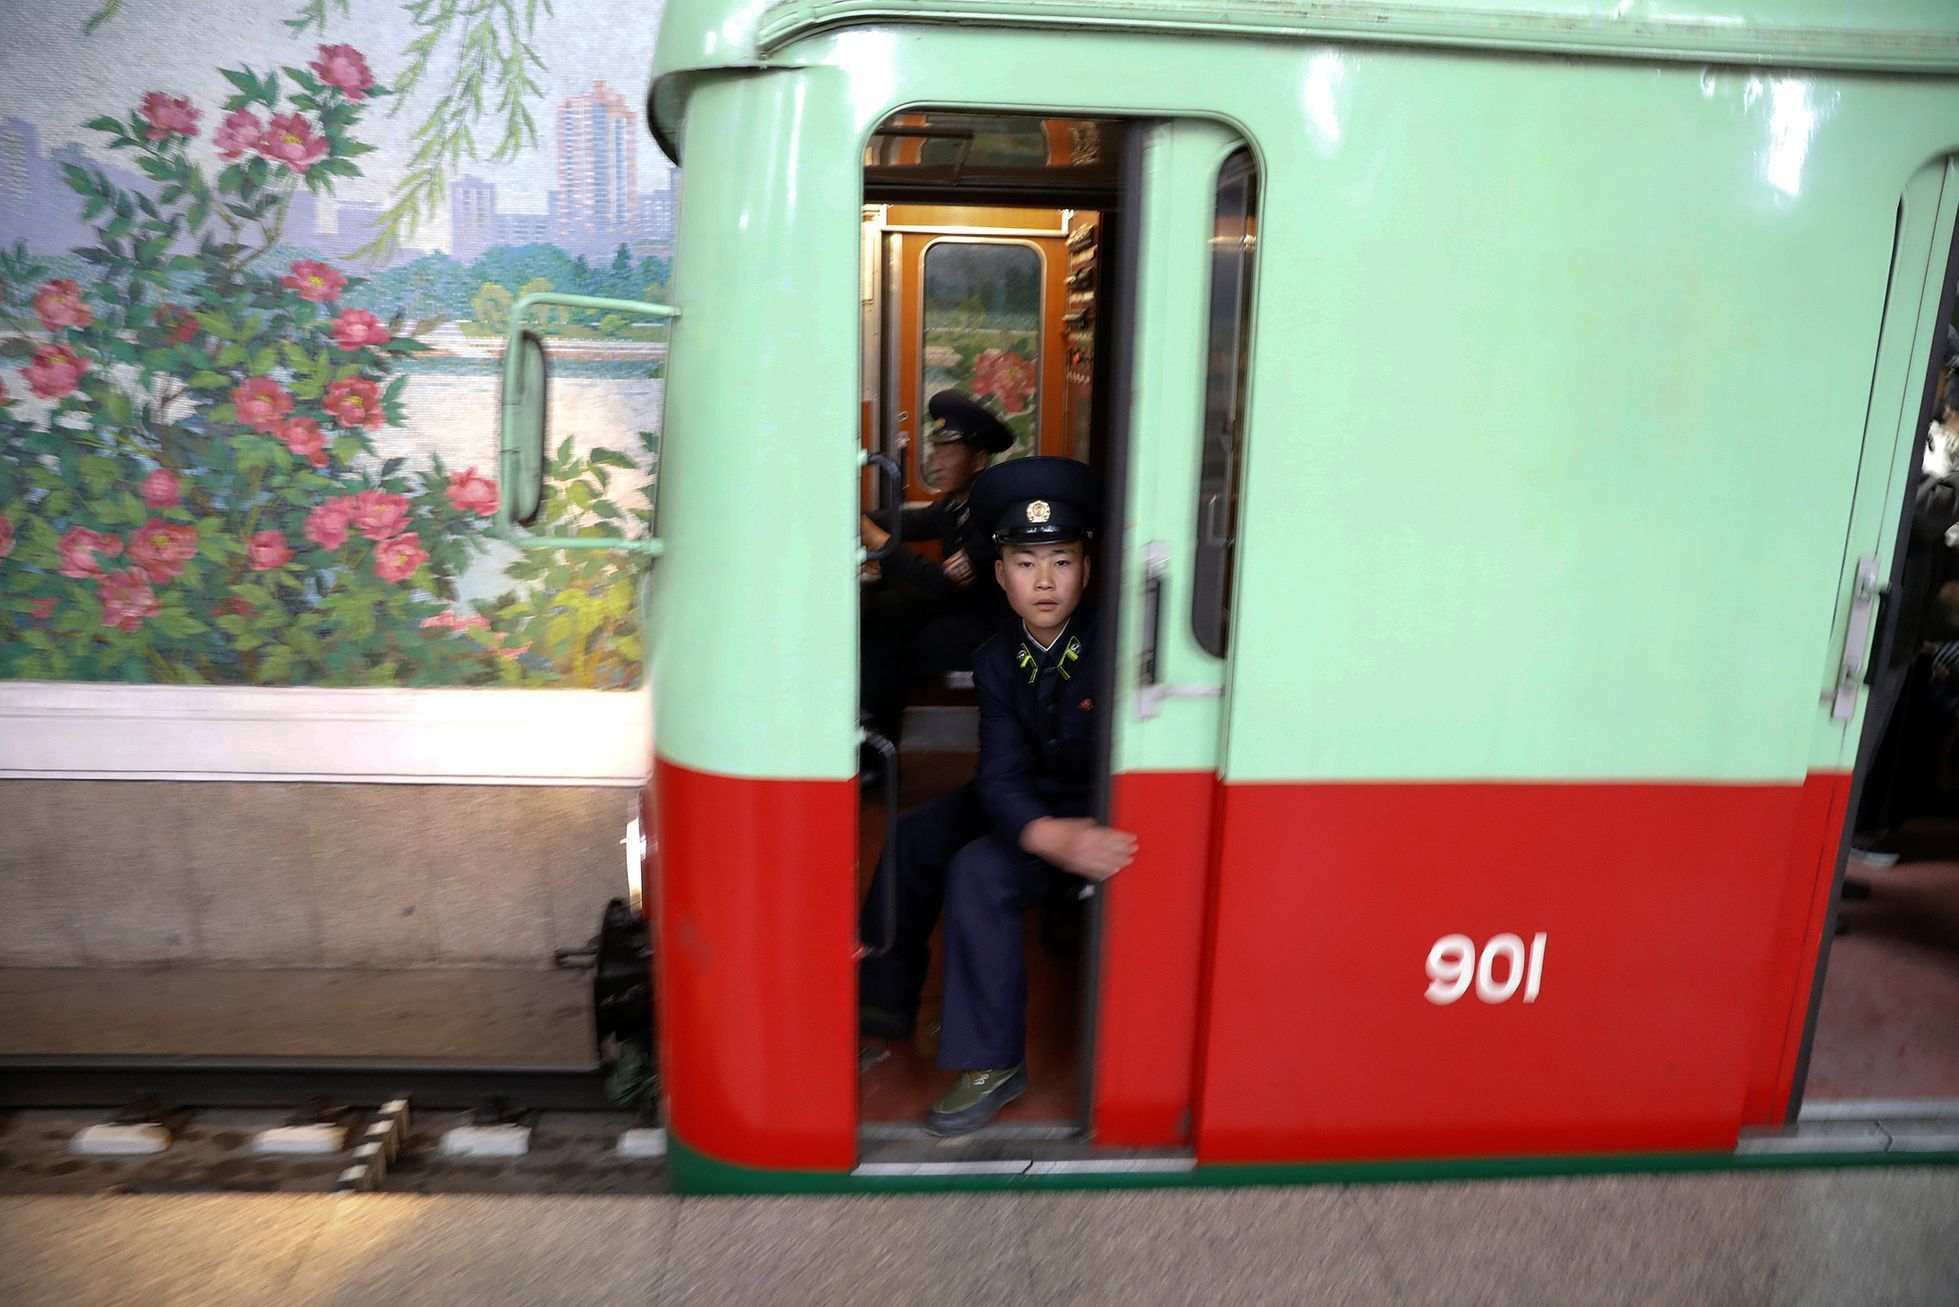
[0,47,525,686]
[469,432,660,689]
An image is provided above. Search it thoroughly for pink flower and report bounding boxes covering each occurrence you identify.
[323,376,383,429]
[420,608,490,634]
[23,343,89,400]
[444,467,499,517]
[246,529,293,571]
[310,44,374,101]
[99,569,159,632]
[29,598,56,621]
[256,112,328,173]
[498,642,529,661]
[349,489,410,541]
[280,417,329,468]
[57,527,121,579]
[329,308,390,352]
[280,259,345,304]
[33,279,92,331]
[126,518,200,583]
[152,303,198,345]
[0,511,12,560]
[138,92,200,142]
[304,498,352,550]
[373,533,429,584]
[968,349,1036,416]
[232,377,294,434]
[213,108,262,160]
[140,468,182,508]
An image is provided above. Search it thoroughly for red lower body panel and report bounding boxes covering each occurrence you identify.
[654,756,857,1171]
[652,757,1844,1171]
[1192,776,1845,1164]
[1742,771,1852,1124]
[1094,771,1221,1145]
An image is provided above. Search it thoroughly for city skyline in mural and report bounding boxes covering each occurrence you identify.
[0,80,675,267]
[0,2,677,268]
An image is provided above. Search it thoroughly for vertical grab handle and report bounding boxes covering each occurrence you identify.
[858,728,900,959]
[864,453,904,563]
[1139,541,1167,689]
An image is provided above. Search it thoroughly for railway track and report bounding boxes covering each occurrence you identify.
[0,1056,664,1196]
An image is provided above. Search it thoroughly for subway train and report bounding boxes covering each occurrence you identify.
[498,0,1959,1192]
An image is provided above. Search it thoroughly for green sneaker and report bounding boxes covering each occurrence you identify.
[925,1065,1027,1136]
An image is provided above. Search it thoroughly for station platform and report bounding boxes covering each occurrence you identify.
[3,1166,1957,1305]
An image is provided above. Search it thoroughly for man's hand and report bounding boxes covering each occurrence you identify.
[942,549,975,587]
[860,515,891,552]
[1021,817,1137,882]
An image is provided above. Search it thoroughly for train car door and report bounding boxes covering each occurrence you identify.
[1091,120,1253,1146]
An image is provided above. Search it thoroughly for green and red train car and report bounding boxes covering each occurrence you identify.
[499,0,1959,1192]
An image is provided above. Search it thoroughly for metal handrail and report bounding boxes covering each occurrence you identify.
[498,292,678,557]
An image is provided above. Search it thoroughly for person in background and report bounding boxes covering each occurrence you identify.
[859,390,1015,751]
[1850,348,1959,865]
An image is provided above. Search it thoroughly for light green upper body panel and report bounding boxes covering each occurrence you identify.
[651,0,1959,156]
[646,15,1959,783]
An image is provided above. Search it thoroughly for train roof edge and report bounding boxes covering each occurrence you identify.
[648,0,1959,161]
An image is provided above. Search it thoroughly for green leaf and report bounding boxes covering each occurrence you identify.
[79,455,119,495]
[188,370,230,389]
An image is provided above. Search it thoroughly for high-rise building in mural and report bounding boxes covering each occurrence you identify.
[554,81,637,257]
[450,173,498,261]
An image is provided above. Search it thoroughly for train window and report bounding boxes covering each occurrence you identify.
[919,239,1044,485]
[1190,149,1258,658]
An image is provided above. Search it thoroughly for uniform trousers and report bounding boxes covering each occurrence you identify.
[858,782,1059,1070]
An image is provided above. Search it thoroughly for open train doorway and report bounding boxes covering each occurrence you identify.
[853,113,1130,1135]
[1798,212,1959,1116]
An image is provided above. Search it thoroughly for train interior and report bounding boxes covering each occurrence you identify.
[1803,257,1959,1113]
[854,113,1130,1131]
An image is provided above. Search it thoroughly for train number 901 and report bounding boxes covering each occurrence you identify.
[1425,933,1547,1006]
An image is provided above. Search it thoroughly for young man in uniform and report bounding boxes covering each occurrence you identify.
[859,456,1138,1135]
[858,389,1016,748]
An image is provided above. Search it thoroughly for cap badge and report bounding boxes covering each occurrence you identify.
[1026,500,1051,524]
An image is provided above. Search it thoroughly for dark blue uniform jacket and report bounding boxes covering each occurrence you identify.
[870,497,1006,613]
[972,608,1099,844]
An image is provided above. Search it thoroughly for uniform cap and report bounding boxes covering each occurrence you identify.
[926,390,1015,454]
[969,455,1101,547]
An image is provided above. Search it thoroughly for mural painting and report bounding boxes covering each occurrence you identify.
[0,2,673,688]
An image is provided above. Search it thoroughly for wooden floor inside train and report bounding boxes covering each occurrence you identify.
[856,746,1083,1129]
[1806,819,1959,1104]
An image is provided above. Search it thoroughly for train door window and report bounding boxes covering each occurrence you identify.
[1190,149,1258,657]
[920,240,1045,480]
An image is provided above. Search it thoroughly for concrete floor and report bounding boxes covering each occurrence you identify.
[2,1167,1957,1305]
